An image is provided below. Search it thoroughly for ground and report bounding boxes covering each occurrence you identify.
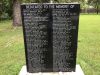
[0,15,100,75]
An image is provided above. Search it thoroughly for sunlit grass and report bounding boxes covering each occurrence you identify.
[77,15,100,75]
[0,20,25,75]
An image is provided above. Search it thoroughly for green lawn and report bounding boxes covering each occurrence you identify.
[77,15,100,75]
[0,15,100,75]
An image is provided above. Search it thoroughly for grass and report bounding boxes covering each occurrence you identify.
[77,15,100,75]
[0,15,100,75]
[0,20,25,75]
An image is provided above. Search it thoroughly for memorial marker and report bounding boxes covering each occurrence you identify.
[21,3,80,73]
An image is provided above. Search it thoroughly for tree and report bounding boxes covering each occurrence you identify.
[0,0,13,20]
[12,0,22,26]
[88,0,100,14]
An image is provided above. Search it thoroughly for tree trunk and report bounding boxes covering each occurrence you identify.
[96,3,99,14]
[97,6,99,14]
[13,0,22,26]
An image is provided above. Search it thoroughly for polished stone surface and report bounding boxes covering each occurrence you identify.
[21,4,80,72]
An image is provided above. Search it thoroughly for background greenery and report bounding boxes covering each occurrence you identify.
[0,0,100,21]
[0,15,100,75]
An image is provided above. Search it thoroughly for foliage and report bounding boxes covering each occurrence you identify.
[88,0,100,14]
[0,2,2,20]
[1,0,51,20]
[0,0,100,20]
[88,0,100,8]
[2,0,13,18]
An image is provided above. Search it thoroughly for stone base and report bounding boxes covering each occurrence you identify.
[19,65,84,75]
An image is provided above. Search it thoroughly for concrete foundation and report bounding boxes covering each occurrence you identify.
[19,65,84,75]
